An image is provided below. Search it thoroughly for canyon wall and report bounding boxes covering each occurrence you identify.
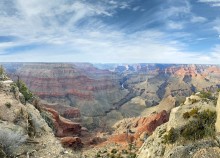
[3,63,220,128]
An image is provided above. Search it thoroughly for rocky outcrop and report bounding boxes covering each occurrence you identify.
[215,93,220,133]
[137,94,219,158]
[193,147,220,158]
[42,103,81,119]
[0,79,75,157]
[110,110,169,146]
[43,107,82,137]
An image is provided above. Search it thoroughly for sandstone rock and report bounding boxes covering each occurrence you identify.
[110,110,169,147]
[215,93,220,133]
[0,80,70,157]
[167,97,215,131]
[193,147,220,158]
[138,95,218,158]
[44,107,82,137]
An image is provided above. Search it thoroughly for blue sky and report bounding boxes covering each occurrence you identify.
[0,0,220,63]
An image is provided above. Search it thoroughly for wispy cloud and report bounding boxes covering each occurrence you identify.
[198,0,220,7]
[0,0,219,64]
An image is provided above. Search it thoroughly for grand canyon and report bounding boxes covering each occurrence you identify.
[1,63,220,157]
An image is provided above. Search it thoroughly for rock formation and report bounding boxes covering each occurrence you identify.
[215,92,220,133]
[0,78,76,157]
[108,110,169,147]
[137,93,219,158]
[43,107,82,137]
[3,63,220,130]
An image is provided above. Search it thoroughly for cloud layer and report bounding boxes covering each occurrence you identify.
[0,0,219,64]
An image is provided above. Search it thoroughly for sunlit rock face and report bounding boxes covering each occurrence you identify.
[215,93,220,133]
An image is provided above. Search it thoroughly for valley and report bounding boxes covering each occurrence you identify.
[1,63,220,157]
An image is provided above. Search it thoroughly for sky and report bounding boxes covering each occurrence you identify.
[0,0,220,64]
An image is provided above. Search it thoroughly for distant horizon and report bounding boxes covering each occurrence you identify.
[0,0,220,63]
[0,61,220,66]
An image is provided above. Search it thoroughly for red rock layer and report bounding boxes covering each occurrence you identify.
[43,104,81,119]
[43,107,82,137]
[108,110,169,147]
[14,64,120,101]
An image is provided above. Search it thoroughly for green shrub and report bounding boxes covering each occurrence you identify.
[199,91,213,100]
[163,127,178,144]
[0,66,3,76]
[5,102,11,108]
[191,99,198,104]
[111,149,118,154]
[181,109,216,141]
[189,107,199,117]
[40,111,56,133]
[183,112,190,119]
[183,108,199,119]
[16,80,33,103]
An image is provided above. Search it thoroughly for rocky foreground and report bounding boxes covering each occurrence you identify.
[137,92,220,158]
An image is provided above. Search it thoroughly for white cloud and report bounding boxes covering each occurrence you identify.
[191,16,207,23]
[0,0,219,64]
[167,21,184,30]
[198,0,220,7]
[212,18,220,34]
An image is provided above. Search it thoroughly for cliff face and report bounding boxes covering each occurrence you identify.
[7,63,128,119]
[3,63,220,129]
[0,78,77,157]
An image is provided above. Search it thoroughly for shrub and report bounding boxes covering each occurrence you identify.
[16,80,33,103]
[163,127,178,144]
[111,149,118,154]
[199,91,213,100]
[5,102,11,108]
[40,111,56,133]
[0,128,27,154]
[189,107,199,117]
[183,108,199,119]
[183,112,190,119]
[181,109,216,141]
[0,66,3,76]
[191,99,198,104]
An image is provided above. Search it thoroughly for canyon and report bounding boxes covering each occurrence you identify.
[1,63,220,157]
[3,63,220,127]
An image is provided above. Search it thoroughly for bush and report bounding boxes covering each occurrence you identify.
[5,102,11,108]
[0,66,3,76]
[163,127,178,144]
[0,128,28,154]
[183,108,199,119]
[183,112,190,119]
[199,91,213,100]
[16,80,33,103]
[181,109,216,141]
[40,111,56,133]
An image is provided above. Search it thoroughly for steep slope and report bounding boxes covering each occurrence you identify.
[0,79,76,157]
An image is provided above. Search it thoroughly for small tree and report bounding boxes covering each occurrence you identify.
[16,76,33,103]
[0,65,3,76]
